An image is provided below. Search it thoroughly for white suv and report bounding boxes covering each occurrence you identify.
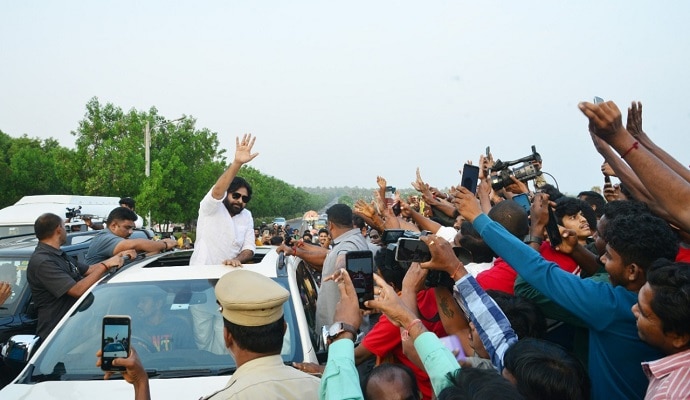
[0,247,322,399]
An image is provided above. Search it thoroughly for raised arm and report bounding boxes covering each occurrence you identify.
[112,238,177,256]
[579,101,690,232]
[211,134,259,200]
[418,234,517,372]
[366,273,460,396]
[400,201,442,233]
[627,101,690,183]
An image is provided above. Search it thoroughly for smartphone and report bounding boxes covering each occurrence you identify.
[385,186,396,207]
[604,175,611,184]
[382,229,405,244]
[485,146,490,157]
[593,96,604,104]
[395,238,431,263]
[439,335,466,362]
[512,193,531,215]
[345,250,374,309]
[101,315,131,371]
[461,164,480,194]
[545,207,563,247]
[391,201,402,217]
[385,186,396,199]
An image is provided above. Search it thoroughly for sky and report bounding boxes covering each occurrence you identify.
[2,1,689,196]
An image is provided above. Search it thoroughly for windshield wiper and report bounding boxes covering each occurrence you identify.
[31,368,159,382]
[155,367,236,378]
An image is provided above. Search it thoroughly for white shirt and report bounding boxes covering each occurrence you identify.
[435,226,458,244]
[190,189,256,265]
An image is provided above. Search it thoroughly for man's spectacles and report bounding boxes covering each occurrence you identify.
[231,192,251,203]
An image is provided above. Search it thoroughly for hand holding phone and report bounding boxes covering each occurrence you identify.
[345,251,374,309]
[545,207,563,247]
[395,238,432,263]
[461,164,480,195]
[101,315,131,371]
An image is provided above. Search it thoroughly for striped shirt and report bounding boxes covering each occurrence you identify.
[643,348,690,400]
[454,274,518,372]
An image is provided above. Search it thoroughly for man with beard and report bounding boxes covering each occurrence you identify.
[190,134,258,266]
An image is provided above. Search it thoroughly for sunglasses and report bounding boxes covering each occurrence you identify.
[231,192,251,203]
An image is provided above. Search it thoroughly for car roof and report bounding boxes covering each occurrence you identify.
[0,231,98,255]
[105,246,280,284]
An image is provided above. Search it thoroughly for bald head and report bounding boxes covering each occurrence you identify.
[488,200,529,239]
[364,364,420,400]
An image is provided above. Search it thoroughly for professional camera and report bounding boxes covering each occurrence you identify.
[489,145,542,191]
[65,206,82,219]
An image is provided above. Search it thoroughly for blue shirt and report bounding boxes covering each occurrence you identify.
[473,213,663,400]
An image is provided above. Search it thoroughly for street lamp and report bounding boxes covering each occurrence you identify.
[144,117,184,229]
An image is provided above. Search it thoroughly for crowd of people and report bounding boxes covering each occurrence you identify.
[12,100,690,400]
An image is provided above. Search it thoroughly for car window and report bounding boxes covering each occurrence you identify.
[0,257,29,315]
[28,278,301,381]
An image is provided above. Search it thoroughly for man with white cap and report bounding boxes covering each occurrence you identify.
[97,269,320,400]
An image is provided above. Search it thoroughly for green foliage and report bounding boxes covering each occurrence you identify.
[0,130,75,208]
[338,195,354,207]
[238,166,325,219]
[0,99,328,226]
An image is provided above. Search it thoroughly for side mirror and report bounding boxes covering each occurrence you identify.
[1,334,40,367]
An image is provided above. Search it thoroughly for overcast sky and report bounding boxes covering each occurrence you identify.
[2,1,689,196]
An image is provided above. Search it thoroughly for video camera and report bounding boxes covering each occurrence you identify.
[65,206,82,219]
[489,145,542,191]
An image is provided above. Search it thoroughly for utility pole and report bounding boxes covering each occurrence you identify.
[144,117,183,230]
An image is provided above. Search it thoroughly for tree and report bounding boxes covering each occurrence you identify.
[2,98,326,224]
[70,97,228,226]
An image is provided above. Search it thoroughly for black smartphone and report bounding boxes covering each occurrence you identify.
[604,175,611,184]
[345,250,374,309]
[101,315,131,371]
[512,193,531,215]
[461,164,480,194]
[382,229,405,244]
[485,146,490,157]
[391,201,402,216]
[545,207,562,247]
[395,238,432,263]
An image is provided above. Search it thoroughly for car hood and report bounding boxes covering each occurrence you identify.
[0,375,230,399]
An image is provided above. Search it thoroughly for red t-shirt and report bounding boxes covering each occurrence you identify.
[476,257,516,294]
[361,288,446,400]
[476,244,580,294]
[539,242,580,275]
[675,246,690,263]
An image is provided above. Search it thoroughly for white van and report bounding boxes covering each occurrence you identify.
[0,195,123,237]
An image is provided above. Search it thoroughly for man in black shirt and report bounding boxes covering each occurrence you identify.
[27,213,136,340]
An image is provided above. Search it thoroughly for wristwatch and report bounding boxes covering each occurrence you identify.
[523,235,543,245]
[326,322,358,342]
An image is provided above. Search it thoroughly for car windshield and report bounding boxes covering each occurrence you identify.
[26,278,301,382]
[0,257,29,315]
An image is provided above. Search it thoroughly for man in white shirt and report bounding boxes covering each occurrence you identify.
[190,134,258,266]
